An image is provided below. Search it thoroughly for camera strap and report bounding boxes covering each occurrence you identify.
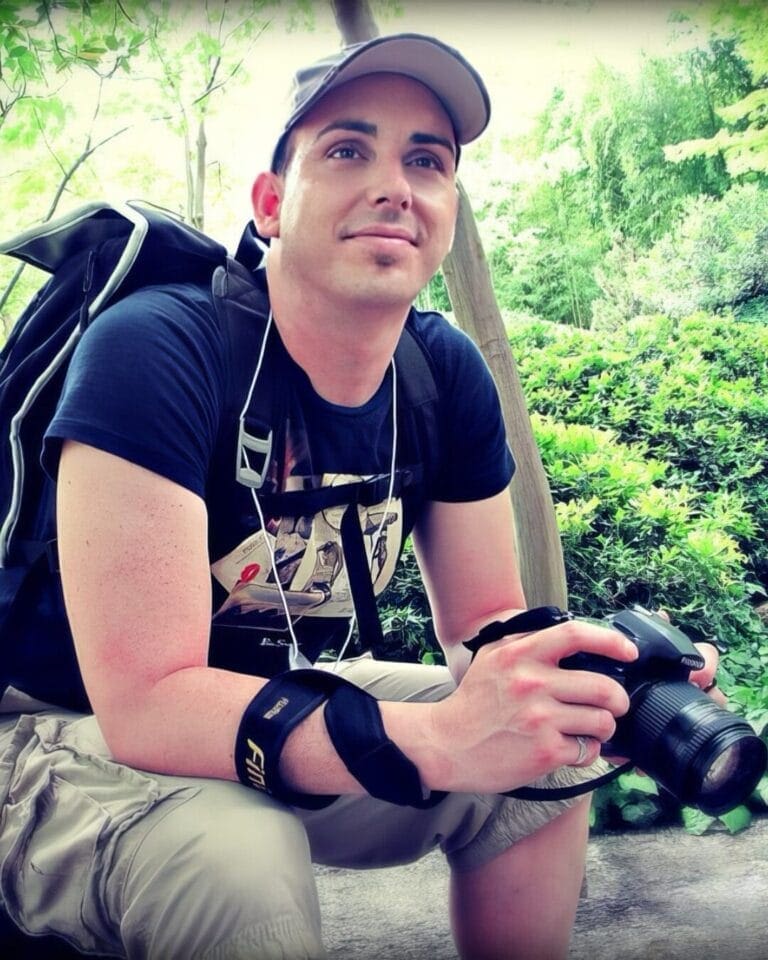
[463,605,573,655]
[234,667,445,809]
[503,762,632,801]
[463,605,632,801]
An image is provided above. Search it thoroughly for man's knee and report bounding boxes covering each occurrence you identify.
[118,780,324,959]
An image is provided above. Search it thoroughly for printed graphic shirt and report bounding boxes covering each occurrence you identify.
[44,277,514,679]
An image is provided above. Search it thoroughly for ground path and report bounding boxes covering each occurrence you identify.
[315,816,768,959]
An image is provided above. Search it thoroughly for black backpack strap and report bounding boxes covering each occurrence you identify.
[347,324,440,653]
[233,220,270,273]
[210,258,288,491]
[393,321,441,489]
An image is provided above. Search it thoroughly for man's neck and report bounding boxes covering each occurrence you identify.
[265,265,410,407]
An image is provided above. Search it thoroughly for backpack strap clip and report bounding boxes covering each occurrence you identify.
[236,417,273,490]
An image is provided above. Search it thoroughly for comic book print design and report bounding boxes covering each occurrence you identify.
[211,412,401,626]
[211,474,401,622]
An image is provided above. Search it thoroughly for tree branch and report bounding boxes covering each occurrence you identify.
[332,0,379,44]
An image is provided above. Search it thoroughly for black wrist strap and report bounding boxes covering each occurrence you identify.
[235,668,442,809]
[463,605,573,657]
[324,683,446,808]
[235,669,345,809]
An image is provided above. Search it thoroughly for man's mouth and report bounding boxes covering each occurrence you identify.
[346,226,418,246]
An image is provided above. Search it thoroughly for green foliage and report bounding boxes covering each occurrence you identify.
[589,769,670,833]
[375,542,440,665]
[575,48,743,246]
[507,312,768,620]
[666,0,768,176]
[416,271,451,314]
[592,183,768,325]
[681,803,753,836]
[487,174,604,327]
[484,38,751,328]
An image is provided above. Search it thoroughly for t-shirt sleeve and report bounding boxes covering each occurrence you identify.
[414,313,515,503]
[43,282,226,499]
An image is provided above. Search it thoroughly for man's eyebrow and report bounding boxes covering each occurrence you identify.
[410,131,457,161]
[315,119,377,141]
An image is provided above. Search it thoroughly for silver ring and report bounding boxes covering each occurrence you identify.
[573,735,589,766]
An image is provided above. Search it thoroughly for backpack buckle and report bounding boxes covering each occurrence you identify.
[236,419,273,489]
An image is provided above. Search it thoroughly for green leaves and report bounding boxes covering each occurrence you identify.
[506,319,768,648]
[590,768,668,832]
[666,1,768,177]
[681,803,753,836]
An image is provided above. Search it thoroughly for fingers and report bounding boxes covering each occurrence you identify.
[549,665,630,716]
[480,619,636,718]
[491,617,639,667]
[689,640,726,705]
[559,701,621,741]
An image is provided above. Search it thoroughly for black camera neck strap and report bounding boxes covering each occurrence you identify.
[463,605,631,801]
[504,764,631,801]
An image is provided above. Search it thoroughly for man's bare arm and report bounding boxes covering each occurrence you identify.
[411,490,527,681]
[58,442,636,798]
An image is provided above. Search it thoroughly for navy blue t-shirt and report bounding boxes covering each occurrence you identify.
[39,278,514,693]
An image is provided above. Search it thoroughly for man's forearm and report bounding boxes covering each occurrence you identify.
[439,604,527,684]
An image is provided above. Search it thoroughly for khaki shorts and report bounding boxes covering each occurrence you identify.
[0,656,600,959]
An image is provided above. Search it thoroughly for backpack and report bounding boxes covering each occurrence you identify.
[0,200,440,705]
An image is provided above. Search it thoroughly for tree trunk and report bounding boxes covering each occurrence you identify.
[194,117,207,230]
[442,184,567,607]
[329,0,567,608]
[332,0,379,44]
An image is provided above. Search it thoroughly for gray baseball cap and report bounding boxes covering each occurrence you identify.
[270,32,491,172]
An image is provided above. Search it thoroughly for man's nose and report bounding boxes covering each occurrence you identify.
[367,160,412,211]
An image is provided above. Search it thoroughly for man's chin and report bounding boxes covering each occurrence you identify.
[342,270,426,311]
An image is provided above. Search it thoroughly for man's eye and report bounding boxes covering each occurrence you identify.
[328,144,362,160]
[409,154,444,171]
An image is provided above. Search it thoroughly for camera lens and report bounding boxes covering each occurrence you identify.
[620,681,767,815]
[697,733,767,812]
[702,742,742,792]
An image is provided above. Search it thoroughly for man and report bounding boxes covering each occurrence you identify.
[0,33,718,959]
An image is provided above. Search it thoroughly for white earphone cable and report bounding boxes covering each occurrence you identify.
[240,338,398,671]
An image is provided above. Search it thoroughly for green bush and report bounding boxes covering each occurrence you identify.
[375,544,438,664]
[531,412,761,646]
[592,183,768,325]
[507,311,768,602]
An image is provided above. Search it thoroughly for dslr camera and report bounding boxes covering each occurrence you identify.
[560,606,767,815]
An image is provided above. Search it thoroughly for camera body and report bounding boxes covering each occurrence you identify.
[560,606,705,757]
[561,605,766,814]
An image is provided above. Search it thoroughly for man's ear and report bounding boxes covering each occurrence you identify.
[251,172,282,239]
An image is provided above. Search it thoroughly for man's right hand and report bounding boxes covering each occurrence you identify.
[407,618,638,795]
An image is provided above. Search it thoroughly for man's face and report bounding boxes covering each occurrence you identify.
[266,72,459,312]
